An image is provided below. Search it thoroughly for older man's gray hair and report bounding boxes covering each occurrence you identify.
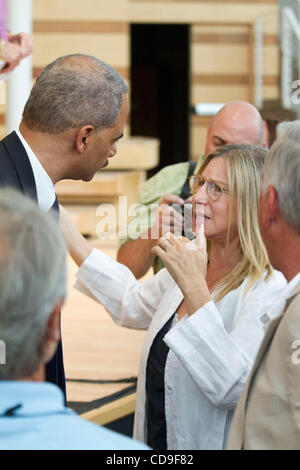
[22,54,128,134]
[262,120,300,234]
[0,189,66,380]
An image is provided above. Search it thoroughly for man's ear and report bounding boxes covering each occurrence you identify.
[263,185,280,228]
[42,300,63,365]
[75,125,94,153]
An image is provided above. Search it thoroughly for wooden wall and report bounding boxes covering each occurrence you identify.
[1,0,280,160]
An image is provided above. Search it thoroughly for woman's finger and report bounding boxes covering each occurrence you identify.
[195,204,206,250]
[151,244,167,261]
[158,237,170,251]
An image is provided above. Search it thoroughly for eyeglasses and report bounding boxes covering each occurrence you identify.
[189,174,229,201]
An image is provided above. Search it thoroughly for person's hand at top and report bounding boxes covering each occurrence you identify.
[8,32,33,58]
[0,40,22,72]
[0,32,33,73]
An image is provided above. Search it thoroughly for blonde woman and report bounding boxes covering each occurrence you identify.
[60,144,286,450]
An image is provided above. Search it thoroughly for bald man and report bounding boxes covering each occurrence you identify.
[117,101,265,278]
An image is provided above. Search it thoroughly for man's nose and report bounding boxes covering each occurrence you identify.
[110,143,117,157]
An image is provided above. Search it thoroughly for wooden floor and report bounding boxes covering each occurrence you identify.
[61,239,149,408]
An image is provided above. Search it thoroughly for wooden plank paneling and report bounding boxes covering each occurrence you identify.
[129,2,278,24]
[33,0,129,21]
[34,21,129,34]
[193,74,249,85]
[130,0,277,3]
[192,74,279,86]
[192,44,249,74]
[192,83,250,103]
[192,32,277,45]
[33,33,129,68]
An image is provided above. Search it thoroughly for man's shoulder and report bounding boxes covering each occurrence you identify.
[283,282,300,330]
[46,412,149,450]
[138,161,191,205]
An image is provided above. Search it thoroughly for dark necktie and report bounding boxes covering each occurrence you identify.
[50,195,59,218]
[45,194,66,401]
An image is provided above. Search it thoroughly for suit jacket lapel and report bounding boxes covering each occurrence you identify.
[2,131,38,201]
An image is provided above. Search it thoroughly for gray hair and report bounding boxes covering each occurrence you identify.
[276,120,300,142]
[22,54,128,134]
[262,120,300,233]
[0,189,66,380]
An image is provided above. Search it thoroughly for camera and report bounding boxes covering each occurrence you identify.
[171,201,194,240]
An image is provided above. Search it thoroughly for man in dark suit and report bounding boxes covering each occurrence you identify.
[0,54,129,398]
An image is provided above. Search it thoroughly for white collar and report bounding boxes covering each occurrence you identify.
[286,272,300,297]
[16,129,56,211]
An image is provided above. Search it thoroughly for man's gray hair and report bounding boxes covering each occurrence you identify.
[262,120,300,234]
[22,54,128,134]
[0,189,66,380]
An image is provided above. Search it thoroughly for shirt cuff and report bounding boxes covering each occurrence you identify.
[164,300,223,352]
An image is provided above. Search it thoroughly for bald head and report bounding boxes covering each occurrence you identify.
[205,101,265,156]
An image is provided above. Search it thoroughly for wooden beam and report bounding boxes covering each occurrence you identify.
[81,393,136,426]
[192,73,279,86]
[34,21,129,34]
[130,0,277,3]
[192,33,278,45]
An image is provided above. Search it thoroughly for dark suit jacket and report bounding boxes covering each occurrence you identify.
[0,131,66,399]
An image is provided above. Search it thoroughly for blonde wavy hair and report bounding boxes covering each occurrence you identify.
[198,143,272,301]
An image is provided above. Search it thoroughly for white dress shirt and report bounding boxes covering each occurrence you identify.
[16,129,56,211]
[75,248,287,450]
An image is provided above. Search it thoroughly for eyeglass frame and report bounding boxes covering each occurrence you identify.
[188,174,230,201]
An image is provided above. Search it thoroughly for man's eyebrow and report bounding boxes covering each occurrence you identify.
[212,135,226,144]
[113,133,123,142]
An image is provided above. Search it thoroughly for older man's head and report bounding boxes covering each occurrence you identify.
[20,54,129,182]
[205,101,265,156]
[0,189,66,381]
[259,120,300,277]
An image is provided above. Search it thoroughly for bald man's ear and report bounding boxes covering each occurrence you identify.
[75,125,94,153]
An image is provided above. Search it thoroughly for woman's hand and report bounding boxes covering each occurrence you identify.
[151,223,210,316]
[59,205,92,267]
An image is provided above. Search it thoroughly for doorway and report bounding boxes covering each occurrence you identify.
[130,24,190,177]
